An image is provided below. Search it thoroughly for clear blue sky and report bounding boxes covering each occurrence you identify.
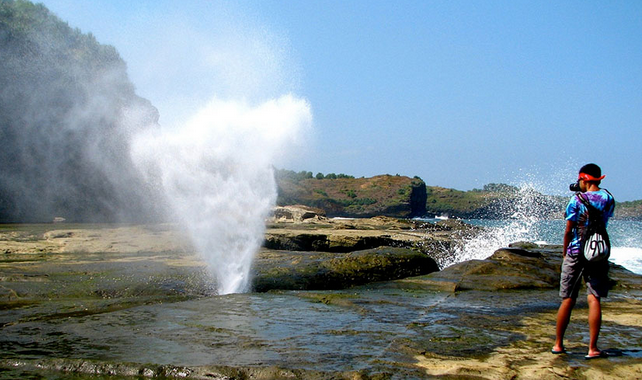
[39,0,642,201]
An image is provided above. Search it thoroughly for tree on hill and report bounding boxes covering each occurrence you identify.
[483,183,519,193]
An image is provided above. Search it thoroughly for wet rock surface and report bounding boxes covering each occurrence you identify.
[1,222,641,379]
[253,247,439,292]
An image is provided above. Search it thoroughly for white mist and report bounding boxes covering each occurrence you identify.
[132,95,312,294]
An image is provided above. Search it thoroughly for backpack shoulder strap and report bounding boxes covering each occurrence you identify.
[575,192,604,219]
[603,188,615,207]
[575,192,590,209]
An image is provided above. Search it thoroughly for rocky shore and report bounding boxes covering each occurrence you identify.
[1,213,641,379]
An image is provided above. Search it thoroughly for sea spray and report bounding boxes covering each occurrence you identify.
[609,220,642,274]
[441,182,562,268]
[132,95,312,294]
[437,183,642,275]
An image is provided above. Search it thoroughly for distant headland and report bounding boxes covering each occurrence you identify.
[275,169,642,220]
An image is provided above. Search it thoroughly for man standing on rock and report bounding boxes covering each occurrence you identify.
[552,163,615,359]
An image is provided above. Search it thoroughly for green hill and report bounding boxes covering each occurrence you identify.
[424,184,568,219]
[423,184,641,220]
[276,170,426,218]
[614,200,642,220]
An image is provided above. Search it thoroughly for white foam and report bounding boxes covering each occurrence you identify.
[610,246,642,275]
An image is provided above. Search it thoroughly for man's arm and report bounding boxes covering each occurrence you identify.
[562,220,575,258]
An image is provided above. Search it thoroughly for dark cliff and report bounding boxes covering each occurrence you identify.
[0,0,160,222]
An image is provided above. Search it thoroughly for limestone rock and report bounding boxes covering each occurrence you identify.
[268,205,327,223]
[252,246,439,292]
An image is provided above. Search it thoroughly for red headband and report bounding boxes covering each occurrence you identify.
[578,173,605,182]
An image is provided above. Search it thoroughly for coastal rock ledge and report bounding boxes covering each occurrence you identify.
[1,222,642,380]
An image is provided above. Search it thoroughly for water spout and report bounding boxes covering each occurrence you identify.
[132,95,312,294]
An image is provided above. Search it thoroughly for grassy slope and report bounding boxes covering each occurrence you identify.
[276,172,425,217]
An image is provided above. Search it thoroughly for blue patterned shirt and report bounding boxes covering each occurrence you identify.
[565,189,615,256]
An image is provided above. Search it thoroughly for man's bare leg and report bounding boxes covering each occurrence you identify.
[587,294,602,357]
[553,297,576,352]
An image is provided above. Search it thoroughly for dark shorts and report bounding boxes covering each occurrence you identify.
[559,254,610,299]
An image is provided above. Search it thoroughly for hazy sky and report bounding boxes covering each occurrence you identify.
[39,1,642,201]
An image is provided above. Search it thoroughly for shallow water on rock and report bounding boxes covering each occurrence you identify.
[1,289,428,368]
[0,284,567,379]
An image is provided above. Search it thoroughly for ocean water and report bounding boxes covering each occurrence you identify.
[439,218,642,275]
